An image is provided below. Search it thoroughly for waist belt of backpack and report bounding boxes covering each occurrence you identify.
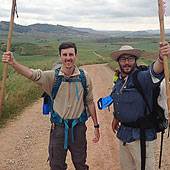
[121,116,154,129]
[52,110,88,149]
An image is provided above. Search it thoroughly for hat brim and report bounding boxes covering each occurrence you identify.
[110,49,143,61]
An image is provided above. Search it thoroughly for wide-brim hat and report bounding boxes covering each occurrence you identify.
[110,45,143,61]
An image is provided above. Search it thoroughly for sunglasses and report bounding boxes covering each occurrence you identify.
[119,56,136,62]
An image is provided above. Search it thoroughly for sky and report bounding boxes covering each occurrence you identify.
[0,0,170,31]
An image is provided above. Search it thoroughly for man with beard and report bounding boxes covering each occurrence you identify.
[2,42,100,170]
[110,41,170,170]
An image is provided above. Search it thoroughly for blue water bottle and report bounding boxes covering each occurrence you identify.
[42,92,50,115]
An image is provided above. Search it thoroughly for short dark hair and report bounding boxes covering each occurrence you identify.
[59,42,77,55]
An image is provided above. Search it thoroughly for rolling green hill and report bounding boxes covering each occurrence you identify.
[0,21,103,40]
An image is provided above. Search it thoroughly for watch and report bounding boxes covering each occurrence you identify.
[94,124,100,128]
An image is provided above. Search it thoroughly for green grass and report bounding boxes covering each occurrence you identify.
[0,55,58,128]
[0,36,170,128]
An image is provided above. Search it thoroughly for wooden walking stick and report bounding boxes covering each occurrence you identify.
[158,0,170,126]
[0,0,17,119]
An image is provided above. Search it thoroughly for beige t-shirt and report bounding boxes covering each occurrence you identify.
[30,66,94,119]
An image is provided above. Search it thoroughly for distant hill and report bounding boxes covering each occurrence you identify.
[0,21,30,33]
[0,21,94,40]
[0,21,84,34]
[0,21,170,39]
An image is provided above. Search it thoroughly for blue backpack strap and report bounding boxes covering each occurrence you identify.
[52,68,62,100]
[63,119,69,149]
[70,110,88,146]
[79,69,87,104]
[50,68,62,123]
[61,78,81,82]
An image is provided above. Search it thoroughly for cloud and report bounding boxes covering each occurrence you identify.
[0,0,169,31]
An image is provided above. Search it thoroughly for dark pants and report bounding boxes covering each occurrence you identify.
[48,123,89,170]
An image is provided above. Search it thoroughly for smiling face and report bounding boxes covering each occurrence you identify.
[59,47,78,70]
[118,54,136,75]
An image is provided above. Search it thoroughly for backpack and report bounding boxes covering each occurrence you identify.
[132,65,169,170]
[132,65,168,133]
[42,67,87,116]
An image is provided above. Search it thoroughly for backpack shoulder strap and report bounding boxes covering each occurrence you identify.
[153,85,160,104]
[79,69,87,102]
[52,67,62,100]
[132,70,152,113]
[132,68,150,170]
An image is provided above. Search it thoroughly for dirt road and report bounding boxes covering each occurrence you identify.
[0,64,169,170]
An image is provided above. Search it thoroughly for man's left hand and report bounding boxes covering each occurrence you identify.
[93,128,100,143]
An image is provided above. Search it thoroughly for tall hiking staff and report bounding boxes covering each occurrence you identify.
[158,0,170,126]
[158,0,170,169]
[0,0,18,119]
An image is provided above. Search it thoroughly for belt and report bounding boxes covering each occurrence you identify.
[52,111,88,149]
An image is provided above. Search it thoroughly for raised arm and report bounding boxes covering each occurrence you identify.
[2,51,33,79]
[153,41,170,74]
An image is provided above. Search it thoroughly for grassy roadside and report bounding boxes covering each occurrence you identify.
[0,56,55,128]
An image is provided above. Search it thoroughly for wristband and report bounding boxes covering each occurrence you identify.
[94,124,100,128]
[158,57,163,64]
[158,53,163,61]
